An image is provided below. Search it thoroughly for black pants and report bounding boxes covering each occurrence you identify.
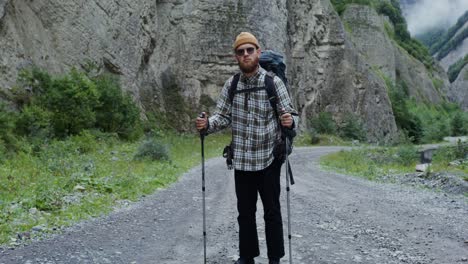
[234,159,284,260]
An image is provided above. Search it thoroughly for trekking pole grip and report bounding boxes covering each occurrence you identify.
[199,112,207,139]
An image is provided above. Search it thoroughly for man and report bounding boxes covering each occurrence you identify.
[195,32,298,264]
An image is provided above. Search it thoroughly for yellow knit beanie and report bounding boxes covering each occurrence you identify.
[233,32,260,50]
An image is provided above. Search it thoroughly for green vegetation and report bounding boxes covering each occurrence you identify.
[447,54,468,83]
[428,11,468,57]
[331,0,434,70]
[320,145,419,180]
[330,0,380,15]
[306,111,367,145]
[376,1,434,69]
[12,68,141,142]
[0,131,229,245]
[320,142,468,181]
[435,28,468,60]
[415,27,446,48]
[382,75,467,144]
[406,100,468,143]
[0,67,231,245]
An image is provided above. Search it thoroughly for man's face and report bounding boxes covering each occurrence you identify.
[235,44,261,74]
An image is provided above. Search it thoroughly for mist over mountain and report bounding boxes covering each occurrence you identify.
[400,0,468,35]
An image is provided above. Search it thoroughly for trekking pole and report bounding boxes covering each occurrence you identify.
[199,112,207,264]
[285,136,293,264]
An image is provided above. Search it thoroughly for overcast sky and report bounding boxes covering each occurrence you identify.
[403,0,468,35]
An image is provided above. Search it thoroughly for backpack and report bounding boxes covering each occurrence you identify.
[225,50,295,183]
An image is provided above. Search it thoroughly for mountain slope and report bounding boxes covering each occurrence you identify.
[0,0,455,141]
[426,11,468,68]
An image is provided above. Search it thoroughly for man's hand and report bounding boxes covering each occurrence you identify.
[196,112,208,132]
[280,111,293,128]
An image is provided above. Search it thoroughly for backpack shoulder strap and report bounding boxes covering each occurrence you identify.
[264,72,279,118]
[228,73,241,103]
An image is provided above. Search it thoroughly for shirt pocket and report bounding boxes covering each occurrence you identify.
[251,101,272,121]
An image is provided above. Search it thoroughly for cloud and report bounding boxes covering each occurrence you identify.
[404,0,468,35]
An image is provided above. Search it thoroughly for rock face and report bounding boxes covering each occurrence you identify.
[0,0,453,142]
[290,1,398,143]
[439,20,468,71]
[449,64,468,110]
[342,5,449,104]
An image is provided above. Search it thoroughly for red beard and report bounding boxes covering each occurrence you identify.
[238,56,259,74]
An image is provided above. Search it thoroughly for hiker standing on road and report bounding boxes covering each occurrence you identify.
[195,32,299,264]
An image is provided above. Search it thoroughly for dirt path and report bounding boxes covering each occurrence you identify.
[1,147,467,264]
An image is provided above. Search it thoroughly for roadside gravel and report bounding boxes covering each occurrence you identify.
[0,146,467,264]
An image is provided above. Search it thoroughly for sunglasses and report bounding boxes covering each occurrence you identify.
[235,47,256,56]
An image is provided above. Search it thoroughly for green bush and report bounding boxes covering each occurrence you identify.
[338,113,367,141]
[0,103,19,152]
[45,70,100,137]
[134,138,170,161]
[395,144,418,166]
[331,0,378,15]
[421,116,450,142]
[387,80,423,143]
[14,67,52,107]
[17,68,100,138]
[93,74,142,140]
[15,104,53,139]
[451,112,467,136]
[309,112,337,135]
[13,68,143,141]
[70,130,97,154]
[455,140,468,160]
[433,141,467,164]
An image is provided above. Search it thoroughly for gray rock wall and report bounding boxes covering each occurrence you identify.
[289,1,397,142]
[449,64,468,110]
[0,0,454,142]
[342,5,449,104]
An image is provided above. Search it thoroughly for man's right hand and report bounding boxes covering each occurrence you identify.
[196,112,208,132]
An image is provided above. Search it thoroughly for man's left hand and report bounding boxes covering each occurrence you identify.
[280,112,293,128]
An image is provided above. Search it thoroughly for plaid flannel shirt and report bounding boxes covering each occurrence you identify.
[207,67,299,171]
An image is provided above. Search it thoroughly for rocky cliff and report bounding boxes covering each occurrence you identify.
[0,0,454,142]
[449,64,468,111]
[438,20,468,71]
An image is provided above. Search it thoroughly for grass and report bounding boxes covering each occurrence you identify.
[320,144,468,181]
[295,133,352,147]
[320,147,415,180]
[0,131,230,245]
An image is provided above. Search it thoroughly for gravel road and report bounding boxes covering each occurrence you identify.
[0,146,467,264]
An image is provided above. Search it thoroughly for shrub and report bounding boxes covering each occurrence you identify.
[17,68,100,138]
[134,138,170,161]
[70,130,97,154]
[338,113,367,141]
[422,117,450,142]
[309,112,337,135]
[395,144,418,166]
[13,68,143,141]
[44,69,100,137]
[455,140,468,160]
[0,103,19,152]
[15,104,53,139]
[93,74,142,140]
[451,112,467,136]
[387,80,423,143]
